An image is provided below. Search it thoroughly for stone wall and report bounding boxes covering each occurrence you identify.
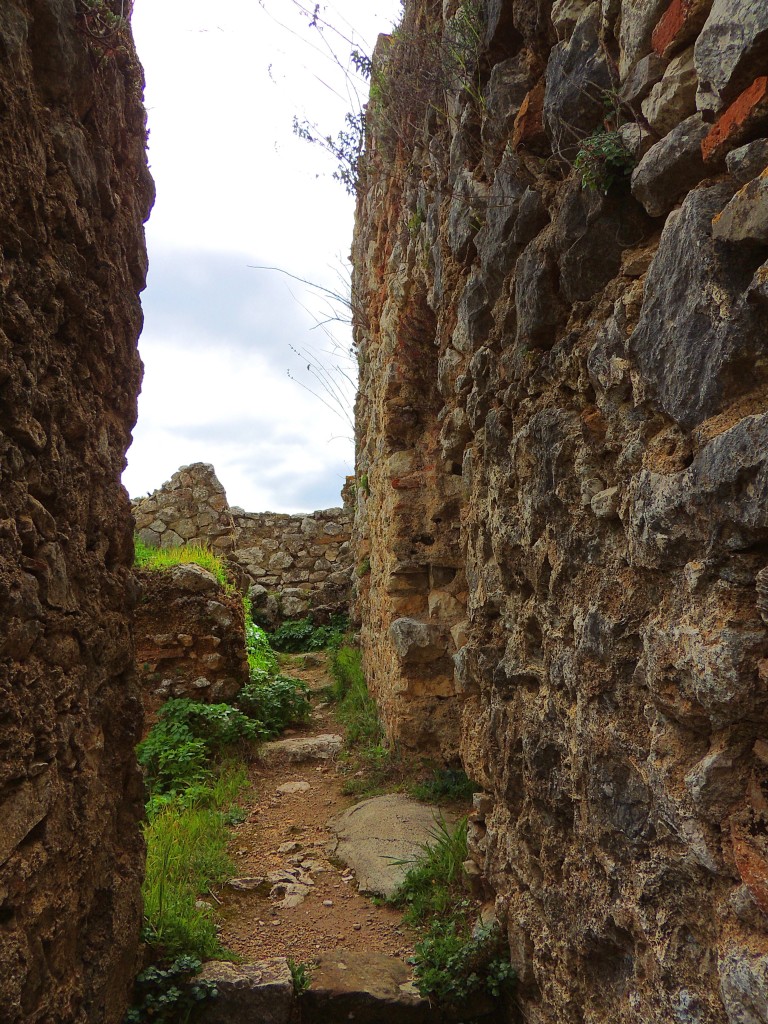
[0,2,152,1021]
[135,565,248,717]
[353,1,768,1022]
[133,463,354,624]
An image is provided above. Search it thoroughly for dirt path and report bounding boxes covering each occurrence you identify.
[215,653,418,965]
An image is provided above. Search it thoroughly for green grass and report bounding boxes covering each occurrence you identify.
[409,768,477,805]
[389,817,468,926]
[142,767,248,959]
[268,615,348,653]
[134,536,233,591]
[388,817,515,1005]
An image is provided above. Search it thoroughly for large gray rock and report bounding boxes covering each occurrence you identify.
[695,0,768,115]
[628,183,768,428]
[618,0,670,77]
[713,171,768,244]
[630,113,710,217]
[641,46,698,137]
[727,138,768,184]
[301,952,430,1024]
[261,734,343,762]
[544,4,613,154]
[619,52,669,107]
[329,795,455,897]
[197,960,294,1024]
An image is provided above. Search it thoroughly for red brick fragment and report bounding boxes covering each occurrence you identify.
[512,80,548,154]
[702,76,768,162]
[652,0,712,58]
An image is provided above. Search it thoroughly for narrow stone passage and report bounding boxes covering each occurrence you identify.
[215,653,419,965]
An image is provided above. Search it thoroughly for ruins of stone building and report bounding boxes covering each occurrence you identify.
[132,462,355,624]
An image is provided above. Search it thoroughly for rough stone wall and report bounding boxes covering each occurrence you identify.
[0,1,152,1021]
[134,565,248,717]
[133,463,354,623]
[353,1,768,1021]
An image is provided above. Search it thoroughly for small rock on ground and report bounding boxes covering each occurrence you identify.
[262,734,343,763]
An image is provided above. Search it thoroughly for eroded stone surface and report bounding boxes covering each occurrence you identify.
[197,960,294,1024]
[0,4,152,1021]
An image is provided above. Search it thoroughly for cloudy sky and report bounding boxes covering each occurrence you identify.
[124,0,400,512]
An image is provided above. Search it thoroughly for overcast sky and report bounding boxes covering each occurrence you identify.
[123,0,400,512]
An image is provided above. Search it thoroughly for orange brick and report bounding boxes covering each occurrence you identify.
[652,0,712,58]
[512,80,548,154]
[702,76,768,162]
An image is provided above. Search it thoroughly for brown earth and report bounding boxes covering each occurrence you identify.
[214,654,420,966]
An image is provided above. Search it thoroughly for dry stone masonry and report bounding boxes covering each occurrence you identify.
[132,463,354,623]
[0,1,152,1021]
[352,1,768,1021]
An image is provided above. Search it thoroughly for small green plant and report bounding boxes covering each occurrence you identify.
[245,613,279,676]
[389,817,468,926]
[125,955,218,1024]
[356,556,371,577]
[359,472,370,497]
[236,675,311,737]
[574,128,635,194]
[410,768,477,804]
[269,615,347,653]
[407,210,425,235]
[134,537,234,592]
[411,919,516,1005]
[137,699,260,798]
[288,959,313,995]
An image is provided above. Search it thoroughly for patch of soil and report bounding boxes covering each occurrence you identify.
[214,654,418,965]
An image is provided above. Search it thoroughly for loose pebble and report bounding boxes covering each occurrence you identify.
[323,899,334,907]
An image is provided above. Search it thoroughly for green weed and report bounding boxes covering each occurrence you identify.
[125,955,218,1024]
[236,675,311,737]
[411,918,516,1005]
[269,615,348,653]
[389,817,468,926]
[288,959,313,995]
[410,768,477,805]
[574,128,635,193]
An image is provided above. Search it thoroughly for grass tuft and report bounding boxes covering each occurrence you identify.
[134,536,234,592]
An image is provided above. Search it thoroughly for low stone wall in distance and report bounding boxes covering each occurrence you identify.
[132,463,354,625]
[134,564,248,717]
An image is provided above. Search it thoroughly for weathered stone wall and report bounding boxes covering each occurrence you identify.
[133,463,354,624]
[0,1,152,1021]
[135,565,248,717]
[353,1,768,1021]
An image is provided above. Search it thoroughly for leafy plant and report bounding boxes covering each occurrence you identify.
[137,699,260,797]
[245,613,279,676]
[574,128,635,193]
[125,956,218,1024]
[269,615,347,653]
[288,959,313,995]
[411,919,515,1005]
[236,675,311,737]
[134,537,234,592]
[356,556,371,577]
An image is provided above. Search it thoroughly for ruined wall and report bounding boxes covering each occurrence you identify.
[353,0,768,1020]
[134,565,248,717]
[133,463,354,624]
[0,1,152,1020]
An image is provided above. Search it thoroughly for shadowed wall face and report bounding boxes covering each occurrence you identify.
[0,1,152,1020]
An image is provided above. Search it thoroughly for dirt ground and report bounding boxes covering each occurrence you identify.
[214,654,418,965]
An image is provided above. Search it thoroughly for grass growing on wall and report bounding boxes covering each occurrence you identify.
[134,536,233,591]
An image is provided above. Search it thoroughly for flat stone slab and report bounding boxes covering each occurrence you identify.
[301,951,431,1024]
[329,794,454,898]
[262,734,343,763]
[197,959,293,1024]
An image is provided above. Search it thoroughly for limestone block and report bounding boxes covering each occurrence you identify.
[718,949,768,1024]
[619,52,669,106]
[552,0,591,40]
[727,137,768,183]
[651,0,713,59]
[630,112,710,216]
[702,77,768,163]
[388,618,447,664]
[713,169,768,244]
[618,0,670,77]
[197,960,294,1024]
[695,0,768,114]
[642,46,698,136]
